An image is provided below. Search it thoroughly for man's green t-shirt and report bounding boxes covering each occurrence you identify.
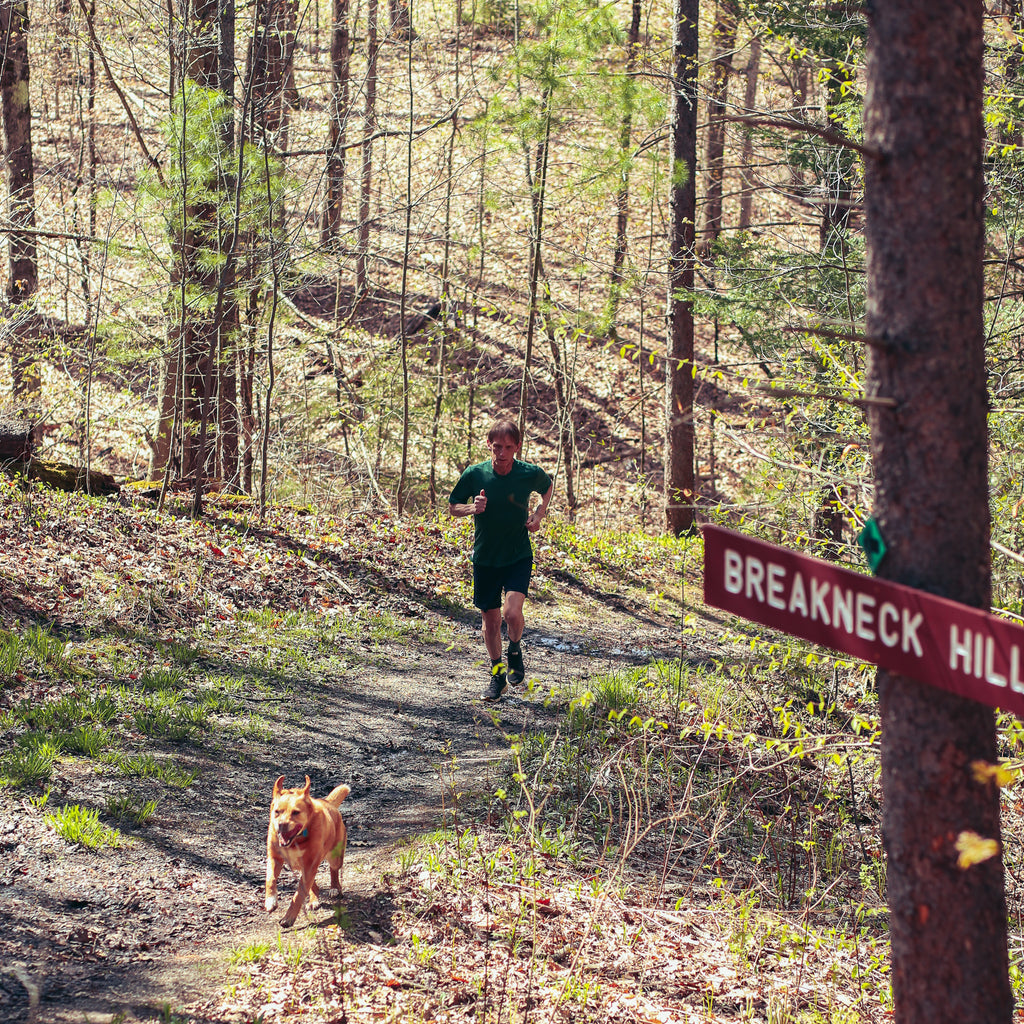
[449,459,552,566]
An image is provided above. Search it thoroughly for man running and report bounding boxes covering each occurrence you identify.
[448,419,553,701]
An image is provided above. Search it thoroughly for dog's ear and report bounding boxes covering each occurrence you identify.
[273,775,285,796]
[302,775,312,796]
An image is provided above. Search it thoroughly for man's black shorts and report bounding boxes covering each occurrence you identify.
[473,556,533,612]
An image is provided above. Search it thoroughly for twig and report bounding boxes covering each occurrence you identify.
[992,539,1024,567]
[717,422,867,487]
[3,966,38,1023]
[749,383,897,410]
[280,108,458,157]
[781,325,889,350]
[723,113,881,162]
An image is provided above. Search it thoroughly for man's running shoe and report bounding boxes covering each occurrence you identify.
[506,642,525,686]
[482,663,507,702]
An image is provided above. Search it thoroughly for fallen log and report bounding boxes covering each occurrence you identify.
[0,458,119,495]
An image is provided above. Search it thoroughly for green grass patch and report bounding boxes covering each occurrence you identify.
[105,792,159,825]
[58,724,112,757]
[45,804,128,849]
[227,939,273,967]
[110,751,198,788]
[0,735,60,787]
[0,629,25,685]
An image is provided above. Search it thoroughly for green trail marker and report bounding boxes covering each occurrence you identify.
[857,517,887,573]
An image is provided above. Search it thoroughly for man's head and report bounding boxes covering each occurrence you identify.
[486,419,521,473]
[487,419,521,447]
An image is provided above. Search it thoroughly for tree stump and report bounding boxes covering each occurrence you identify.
[0,413,32,461]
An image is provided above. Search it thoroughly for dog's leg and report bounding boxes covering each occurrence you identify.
[265,850,283,913]
[282,868,317,927]
[329,833,346,893]
[308,876,322,909]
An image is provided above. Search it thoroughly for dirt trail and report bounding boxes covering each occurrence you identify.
[0,608,679,1023]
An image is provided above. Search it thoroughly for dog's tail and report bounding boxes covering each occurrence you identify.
[325,783,351,807]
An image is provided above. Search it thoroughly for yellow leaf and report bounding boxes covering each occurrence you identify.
[971,760,1017,788]
[955,831,1000,869]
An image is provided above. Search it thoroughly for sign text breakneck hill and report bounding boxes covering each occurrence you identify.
[703,525,1024,718]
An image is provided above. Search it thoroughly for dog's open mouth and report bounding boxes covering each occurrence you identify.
[278,822,305,847]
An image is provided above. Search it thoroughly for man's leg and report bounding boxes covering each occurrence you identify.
[503,591,526,643]
[480,607,507,700]
[476,565,508,701]
[481,607,503,660]
[503,591,527,685]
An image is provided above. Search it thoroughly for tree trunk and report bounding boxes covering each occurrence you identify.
[604,0,641,335]
[388,0,413,39]
[701,0,735,255]
[0,0,39,406]
[428,10,461,504]
[396,23,414,512]
[864,1,1012,1021]
[517,91,552,451]
[216,0,239,489]
[664,0,697,536]
[542,286,577,510]
[738,36,760,231]
[151,0,234,485]
[321,0,351,241]
[356,0,380,299]
[248,0,297,150]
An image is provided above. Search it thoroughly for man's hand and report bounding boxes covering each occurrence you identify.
[527,483,553,532]
[450,490,487,518]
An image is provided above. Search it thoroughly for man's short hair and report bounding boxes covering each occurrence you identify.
[487,419,521,446]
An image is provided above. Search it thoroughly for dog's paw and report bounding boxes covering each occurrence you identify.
[281,914,297,928]
[265,895,278,912]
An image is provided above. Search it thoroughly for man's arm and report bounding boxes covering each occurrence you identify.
[450,489,487,517]
[526,483,553,532]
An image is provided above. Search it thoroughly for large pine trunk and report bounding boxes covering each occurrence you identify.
[864,1,1012,1020]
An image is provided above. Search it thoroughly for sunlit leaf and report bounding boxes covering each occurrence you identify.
[955,831,1000,869]
[971,760,1017,788]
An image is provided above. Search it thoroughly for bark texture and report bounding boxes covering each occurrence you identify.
[604,0,641,332]
[738,37,760,231]
[864,1,1012,1020]
[356,0,380,297]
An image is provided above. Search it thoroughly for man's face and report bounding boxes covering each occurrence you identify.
[487,434,520,473]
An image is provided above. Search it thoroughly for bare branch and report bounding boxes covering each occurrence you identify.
[723,113,881,161]
[76,0,166,188]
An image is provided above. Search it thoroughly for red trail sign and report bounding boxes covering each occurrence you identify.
[703,524,1024,718]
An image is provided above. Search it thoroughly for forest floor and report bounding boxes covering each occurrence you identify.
[0,480,899,1024]
[4,480,848,1024]
[1,599,672,1023]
